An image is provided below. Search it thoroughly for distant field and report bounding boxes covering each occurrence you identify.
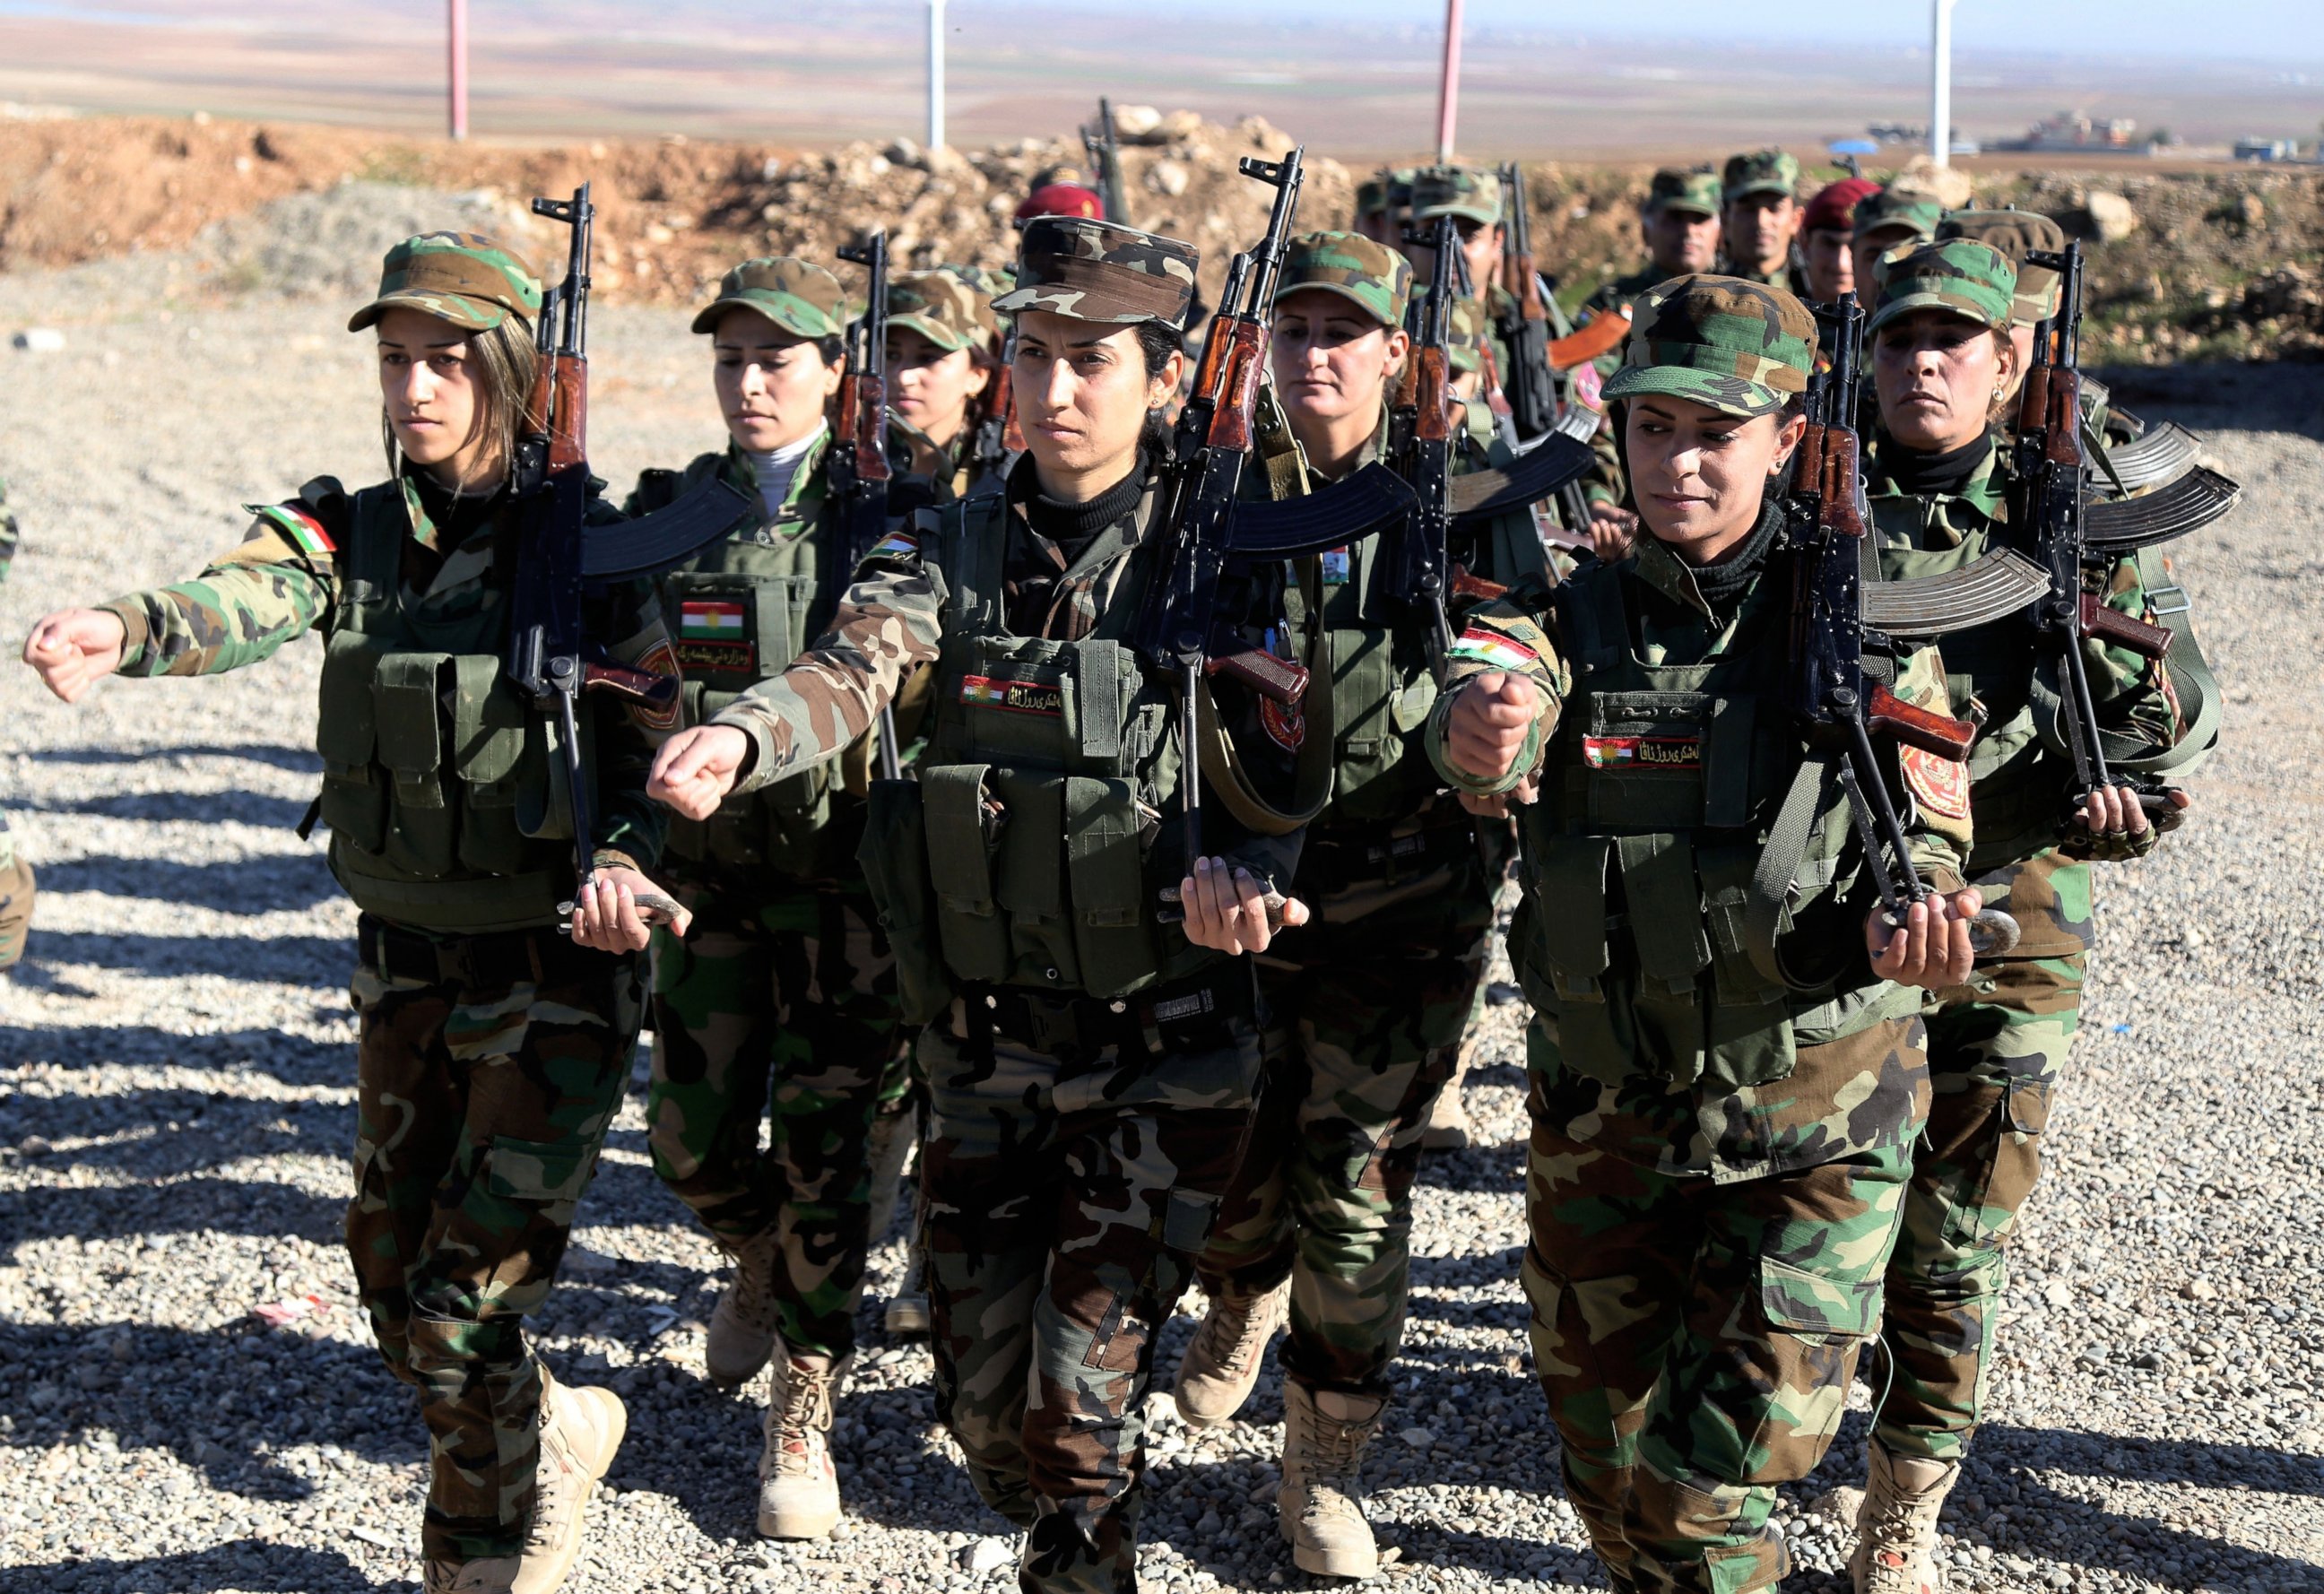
[3,1,2320,160]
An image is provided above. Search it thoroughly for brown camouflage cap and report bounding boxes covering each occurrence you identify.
[690,256,849,338]
[1273,230,1411,328]
[1412,165,1504,227]
[1869,240,2017,335]
[1603,273,1818,419]
[1853,187,1946,247]
[347,231,543,334]
[993,216,1199,327]
[1721,149,1799,204]
[888,269,998,351]
[1937,209,2068,325]
[1645,166,1722,219]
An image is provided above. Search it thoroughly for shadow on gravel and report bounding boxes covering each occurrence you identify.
[18,786,317,830]
[0,1171,345,1260]
[0,1020,349,1080]
[21,927,347,982]
[1412,1142,1526,1195]
[0,1540,380,1594]
[35,853,341,915]
[27,741,321,773]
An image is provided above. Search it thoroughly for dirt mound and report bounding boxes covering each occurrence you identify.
[4,113,2318,362]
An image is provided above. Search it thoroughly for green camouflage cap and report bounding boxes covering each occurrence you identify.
[1644,166,1721,219]
[1869,239,2017,335]
[993,216,1199,326]
[1721,149,1799,204]
[888,269,998,351]
[1602,273,1818,419]
[1273,230,1411,328]
[347,231,542,334]
[1937,209,2067,325]
[1445,293,1488,376]
[1853,187,1946,246]
[690,256,849,337]
[1412,165,1504,227]
[1356,167,1417,223]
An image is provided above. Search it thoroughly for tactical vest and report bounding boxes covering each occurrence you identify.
[1506,561,1909,1091]
[857,492,1206,1022]
[310,480,579,933]
[632,447,864,880]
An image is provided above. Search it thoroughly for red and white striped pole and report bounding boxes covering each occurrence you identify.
[447,0,470,141]
[1434,0,1463,165]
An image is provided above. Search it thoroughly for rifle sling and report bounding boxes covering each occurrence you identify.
[1190,562,1335,836]
[1745,747,1841,992]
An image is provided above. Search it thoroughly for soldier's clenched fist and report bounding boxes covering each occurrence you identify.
[1443,670,1539,782]
[649,723,750,819]
[23,607,127,703]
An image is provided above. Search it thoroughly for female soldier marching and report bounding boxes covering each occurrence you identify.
[648,214,1317,1593]
[1430,274,1986,1594]
[22,231,681,1594]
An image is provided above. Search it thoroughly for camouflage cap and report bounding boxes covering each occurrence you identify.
[1644,166,1721,219]
[1273,230,1411,328]
[888,269,998,351]
[347,231,542,334]
[1937,209,2068,325]
[1445,293,1489,376]
[1354,169,1413,223]
[1869,240,2017,335]
[993,216,1199,327]
[1412,165,1504,227]
[690,256,849,338]
[1721,149,1799,204]
[1602,273,1818,419]
[1853,187,1946,246]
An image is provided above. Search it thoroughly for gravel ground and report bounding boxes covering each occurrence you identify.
[2,246,2320,1594]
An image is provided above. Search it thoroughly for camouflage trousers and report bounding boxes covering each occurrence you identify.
[0,816,31,972]
[646,874,909,1360]
[1875,948,2085,1462]
[344,925,641,1562]
[1197,831,1496,1397]
[920,982,1264,1594]
[1523,1021,1923,1594]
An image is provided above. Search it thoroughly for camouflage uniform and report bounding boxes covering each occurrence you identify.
[1197,234,1548,1409]
[1428,277,1973,1594]
[1717,151,1811,299]
[635,256,924,1370]
[1585,168,1724,320]
[1860,244,2209,1473]
[708,217,1302,1594]
[0,473,30,971]
[889,266,1010,502]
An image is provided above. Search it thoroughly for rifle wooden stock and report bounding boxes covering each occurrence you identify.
[1451,564,1506,603]
[1415,346,1453,443]
[1205,324,1264,452]
[584,659,681,712]
[2080,592,2173,658]
[1868,680,1976,760]
[1546,313,1628,370]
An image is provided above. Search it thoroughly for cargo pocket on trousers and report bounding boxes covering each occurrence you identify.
[1947,1074,2051,1252]
[1740,1252,1883,1483]
[484,1135,597,1228]
[1080,1187,1219,1375]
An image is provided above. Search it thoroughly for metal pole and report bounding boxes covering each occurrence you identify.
[1435,0,1463,165]
[1929,0,1955,169]
[927,0,947,151]
[447,0,468,141]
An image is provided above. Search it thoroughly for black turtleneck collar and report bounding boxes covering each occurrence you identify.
[409,467,510,547]
[1687,494,1784,613]
[1877,428,1997,500]
[1012,454,1149,560]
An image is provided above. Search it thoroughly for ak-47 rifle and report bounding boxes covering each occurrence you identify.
[2012,243,2216,827]
[832,228,906,781]
[507,184,753,929]
[1783,291,2041,956]
[1082,98,1131,228]
[969,320,1022,489]
[1134,147,1418,885]
[1496,162,1560,444]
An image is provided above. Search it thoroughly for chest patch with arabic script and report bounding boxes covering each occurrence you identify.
[1583,734,1701,771]
[959,672,1064,715]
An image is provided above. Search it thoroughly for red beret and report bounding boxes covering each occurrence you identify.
[1014,183,1106,226]
[1802,177,1882,235]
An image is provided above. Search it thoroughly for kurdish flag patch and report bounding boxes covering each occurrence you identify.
[870,528,920,559]
[247,502,337,559]
[679,600,747,642]
[1446,626,1537,673]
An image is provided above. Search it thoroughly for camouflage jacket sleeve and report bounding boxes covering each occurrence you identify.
[586,569,678,872]
[714,524,946,793]
[103,518,336,677]
[1423,593,1573,796]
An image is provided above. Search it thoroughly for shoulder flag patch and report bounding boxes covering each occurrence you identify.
[246,502,338,560]
[869,527,921,560]
[1447,625,1539,673]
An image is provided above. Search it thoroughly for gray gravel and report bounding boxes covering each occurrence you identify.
[3,217,2322,1592]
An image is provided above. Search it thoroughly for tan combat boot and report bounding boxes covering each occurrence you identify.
[883,1234,932,1340]
[705,1227,784,1386]
[758,1351,849,1539]
[422,1558,519,1594]
[1172,1279,1289,1428]
[1851,1442,1959,1594]
[1420,1044,1475,1151]
[1277,1382,1384,1579]
[514,1369,628,1594]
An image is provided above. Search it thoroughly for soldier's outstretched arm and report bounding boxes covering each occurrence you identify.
[653,541,946,817]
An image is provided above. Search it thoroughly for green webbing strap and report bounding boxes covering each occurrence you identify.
[2109,544,2220,782]
[922,765,999,918]
[1253,386,1311,505]
[1075,639,1124,762]
[1745,748,1839,992]
[1193,669,1336,836]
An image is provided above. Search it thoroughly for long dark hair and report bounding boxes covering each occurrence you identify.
[1135,319,1184,458]
[380,312,540,493]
